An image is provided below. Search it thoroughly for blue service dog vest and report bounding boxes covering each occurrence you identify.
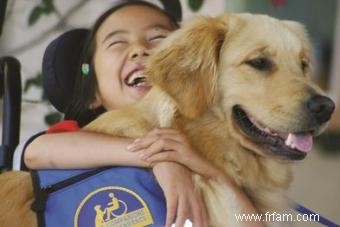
[31,167,166,227]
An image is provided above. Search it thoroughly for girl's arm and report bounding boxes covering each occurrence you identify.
[24,131,149,169]
[153,162,208,227]
[24,129,209,226]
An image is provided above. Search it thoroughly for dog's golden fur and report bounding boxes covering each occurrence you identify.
[0,171,35,226]
[0,13,333,226]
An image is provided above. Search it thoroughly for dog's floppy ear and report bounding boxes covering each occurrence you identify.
[146,16,227,118]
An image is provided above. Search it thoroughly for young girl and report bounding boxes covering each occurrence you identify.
[23,1,261,226]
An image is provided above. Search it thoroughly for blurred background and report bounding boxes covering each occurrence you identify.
[0,0,339,226]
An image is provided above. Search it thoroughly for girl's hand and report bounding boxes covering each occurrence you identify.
[127,128,225,182]
[128,128,195,164]
[152,162,208,227]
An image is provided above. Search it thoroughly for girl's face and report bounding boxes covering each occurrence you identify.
[93,5,175,110]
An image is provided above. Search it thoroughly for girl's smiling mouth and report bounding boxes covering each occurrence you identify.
[124,69,148,87]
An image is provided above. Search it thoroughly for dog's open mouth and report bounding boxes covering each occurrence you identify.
[232,106,313,160]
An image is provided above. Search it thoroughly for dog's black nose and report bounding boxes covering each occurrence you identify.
[306,95,335,124]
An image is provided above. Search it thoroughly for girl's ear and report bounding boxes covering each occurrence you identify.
[146,16,227,119]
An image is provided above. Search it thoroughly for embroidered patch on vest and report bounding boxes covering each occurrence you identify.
[74,186,153,227]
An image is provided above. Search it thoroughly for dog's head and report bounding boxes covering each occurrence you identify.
[146,13,335,161]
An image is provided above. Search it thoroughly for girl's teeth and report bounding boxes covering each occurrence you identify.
[127,72,144,84]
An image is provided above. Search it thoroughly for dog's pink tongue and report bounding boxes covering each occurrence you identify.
[287,133,313,153]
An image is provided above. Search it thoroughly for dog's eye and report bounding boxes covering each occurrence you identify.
[246,58,272,71]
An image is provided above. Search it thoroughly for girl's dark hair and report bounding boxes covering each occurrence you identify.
[65,1,180,126]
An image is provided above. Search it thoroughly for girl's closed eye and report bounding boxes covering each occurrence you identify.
[148,28,170,45]
[149,35,166,42]
[107,40,128,49]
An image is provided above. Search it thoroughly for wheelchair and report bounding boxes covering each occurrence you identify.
[0,56,21,170]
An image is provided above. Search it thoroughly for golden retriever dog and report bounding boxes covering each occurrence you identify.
[0,13,335,226]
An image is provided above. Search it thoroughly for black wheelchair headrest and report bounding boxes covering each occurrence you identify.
[42,28,90,113]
